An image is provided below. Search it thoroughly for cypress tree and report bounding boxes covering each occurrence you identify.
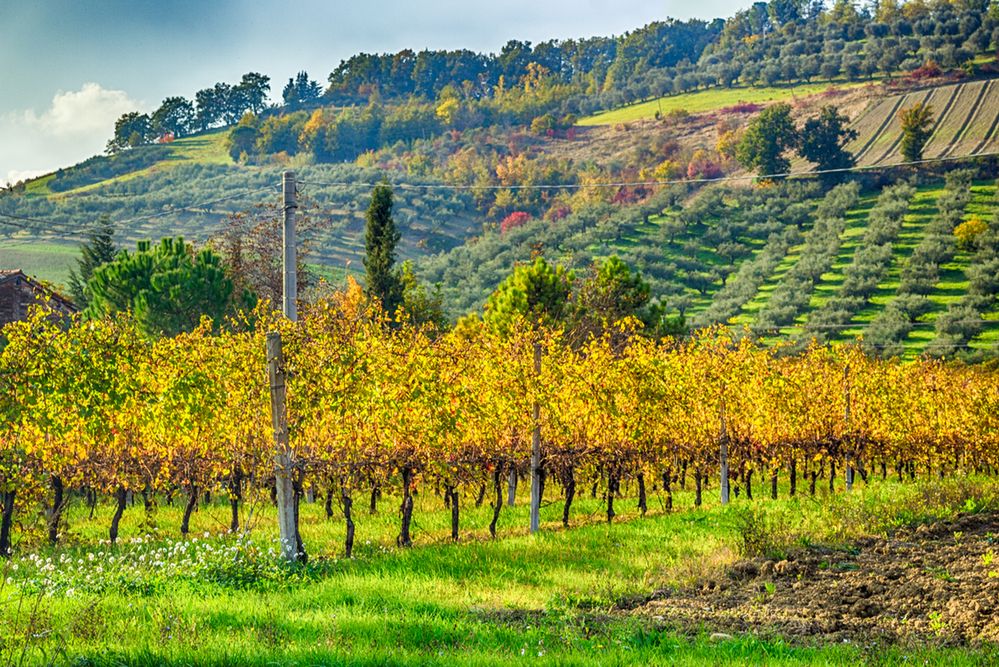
[364,184,403,319]
[68,215,118,308]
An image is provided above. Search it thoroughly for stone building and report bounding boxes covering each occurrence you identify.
[0,270,77,327]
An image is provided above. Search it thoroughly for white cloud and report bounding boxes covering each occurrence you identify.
[33,83,139,137]
[0,83,144,185]
[4,169,48,185]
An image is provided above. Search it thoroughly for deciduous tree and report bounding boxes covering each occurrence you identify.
[899,102,934,162]
[736,103,800,179]
[799,105,858,180]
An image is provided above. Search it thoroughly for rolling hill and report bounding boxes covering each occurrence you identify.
[2,0,998,359]
[3,75,998,360]
[0,132,484,284]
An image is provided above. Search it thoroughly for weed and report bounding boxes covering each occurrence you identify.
[928,610,947,634]
[735,506,792,559]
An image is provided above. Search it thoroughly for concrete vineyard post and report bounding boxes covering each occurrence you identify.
[267,331,304,562]
[529,340,542,534]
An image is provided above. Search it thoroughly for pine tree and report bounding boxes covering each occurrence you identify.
[85,237,243,337]
[68,215,118,308]
[364,184,403,319]
[483,257,573,335]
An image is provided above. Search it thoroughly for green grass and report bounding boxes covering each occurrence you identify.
[22,173,55,197]
[25,130,235,199]
[803,197,877,315]
[4,476,999,665]
[731,193,880,338]
[836,186,942,341]
[165,131,234,165]
[0,240,79,286]
[900,182,998,357]
[577,81,868,126]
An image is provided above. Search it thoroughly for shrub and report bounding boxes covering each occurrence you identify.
[687,150,724,180]
[954,217,988,251]
[719,102,762,114]
[651,159,683,181]
[735,507,793,559]
[545,205,571,222]
[908,60,943,81]
[500,211,531,233]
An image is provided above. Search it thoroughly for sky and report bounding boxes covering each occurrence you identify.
[0,0,750,185]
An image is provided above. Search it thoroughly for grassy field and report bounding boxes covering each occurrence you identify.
[0,242,358,292]
[3,475,998,665]
[164,131,234,166]
[20,131,235,199]
[577,81,869,126]
[0,240,80,285]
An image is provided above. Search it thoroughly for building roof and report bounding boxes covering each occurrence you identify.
[0,269,78,312]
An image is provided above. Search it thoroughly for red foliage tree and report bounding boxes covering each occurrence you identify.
[500,211,531,233]
[908,60,942,81]
[687,150,724,180]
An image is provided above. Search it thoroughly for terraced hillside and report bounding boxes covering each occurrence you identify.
[0,133,481,284]
[576,81,868,126]
[419,181,829,319]
[847,79,999,167]
[417,166,999,359]
[706,173,999,358]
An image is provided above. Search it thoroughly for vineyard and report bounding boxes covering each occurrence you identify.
[2,282,997,560]
[847,79,999,167]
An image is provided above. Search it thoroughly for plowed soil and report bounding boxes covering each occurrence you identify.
[637,512,999,645]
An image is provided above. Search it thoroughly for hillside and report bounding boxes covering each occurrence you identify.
[0,132,483,284]
[2,1,998,359]
[848,79,999,166]
[4,77,998,360]
[420,165,999,358]
[577,80,873,126]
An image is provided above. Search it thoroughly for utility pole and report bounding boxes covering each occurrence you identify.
[282,170,298,321]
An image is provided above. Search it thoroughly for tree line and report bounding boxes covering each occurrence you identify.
[106,73,272,152]
[104,1,998,160]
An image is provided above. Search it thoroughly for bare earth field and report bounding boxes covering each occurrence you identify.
[638,512,999,646]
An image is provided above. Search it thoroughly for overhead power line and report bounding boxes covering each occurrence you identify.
[114,186,277,228]
[1,148,996,238]
[0,185,276,239]
[298,149,999,192]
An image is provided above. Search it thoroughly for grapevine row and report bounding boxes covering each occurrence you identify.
[0,285,996,557]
